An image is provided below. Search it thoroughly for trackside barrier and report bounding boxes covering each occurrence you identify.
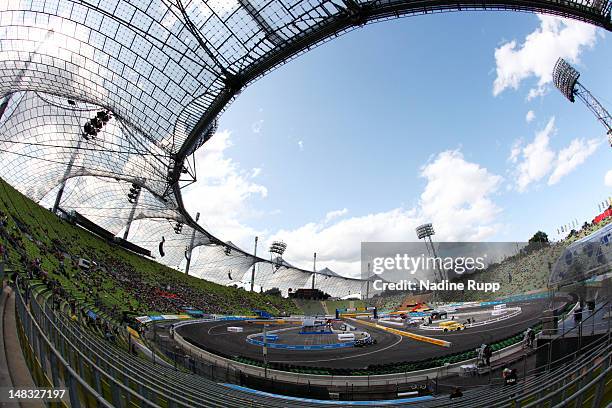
[351,318,451,347]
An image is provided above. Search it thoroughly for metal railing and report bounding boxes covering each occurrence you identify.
[13,279,337,407]
[14,280,132,408]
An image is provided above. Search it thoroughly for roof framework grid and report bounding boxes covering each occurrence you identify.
[0,0,610,298]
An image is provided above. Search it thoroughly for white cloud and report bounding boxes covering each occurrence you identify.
[266,150,503,277]
[251,119,263,134]
[511,117,600,191]
[525,110,536,123]
[324,208,348,223]
[548,138,600,185]
[298,140,304,151]
[251,167,262,178]
[526,86,548,101]
[183,138,503,278]
[182,130,268,247]
[509,140,522,164]
[267,209,420,277]
[605,170,612,187]
[419,150,503,241]
[514,118,557,192]
[492,15,599,97]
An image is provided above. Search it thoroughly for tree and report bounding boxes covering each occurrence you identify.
[526,231,549,252]
[529,231,549,244]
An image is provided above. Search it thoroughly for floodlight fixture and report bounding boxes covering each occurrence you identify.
[127,183,142,204]
[91,117,102,129]
[553,58,580,102]
[553,58,611,141]
[269,241,287,256]
[416,223,435,240]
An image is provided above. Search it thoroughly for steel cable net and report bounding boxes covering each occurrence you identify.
[39,177,182,233]
[0,91,172,199]
[1,0,610,299]
[188,244,256,285]
[1,1,609,154]
[127,218,212,268]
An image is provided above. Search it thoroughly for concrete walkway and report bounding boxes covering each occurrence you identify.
[1,284,43,408]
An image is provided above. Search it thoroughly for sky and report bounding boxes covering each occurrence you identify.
[183,11,612,278]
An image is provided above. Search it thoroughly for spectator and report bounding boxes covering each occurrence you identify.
[482,344,492,366]
[502,365,518,386]
[524,327,535,348]
[449,387,463,399]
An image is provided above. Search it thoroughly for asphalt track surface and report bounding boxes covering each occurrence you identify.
[177,299,565,369]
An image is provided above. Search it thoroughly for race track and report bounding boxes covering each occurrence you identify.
[176,299,564,369]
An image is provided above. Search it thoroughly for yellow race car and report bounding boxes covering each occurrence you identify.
[439,321,465,332]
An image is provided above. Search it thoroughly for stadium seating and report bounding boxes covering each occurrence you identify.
[291,299,327,316]
[0,178,299,325]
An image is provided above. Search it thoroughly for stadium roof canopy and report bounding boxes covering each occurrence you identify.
[0,0,610,298]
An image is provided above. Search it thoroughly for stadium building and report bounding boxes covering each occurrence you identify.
[0,0,611,406]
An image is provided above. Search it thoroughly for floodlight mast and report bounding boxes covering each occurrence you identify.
[123,182,143,240]
[416,223,445,305]
[553,58,612,147]
[416,223,444,280]
[364,262,371,300]
[269,240,287,276]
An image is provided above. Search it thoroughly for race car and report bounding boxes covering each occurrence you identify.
[439,321,465,332]
[354,337,378,347]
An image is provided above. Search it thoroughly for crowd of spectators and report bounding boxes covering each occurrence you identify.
[562,215,611,243]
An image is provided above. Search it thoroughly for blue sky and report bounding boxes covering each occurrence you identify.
[183,12,611,277]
